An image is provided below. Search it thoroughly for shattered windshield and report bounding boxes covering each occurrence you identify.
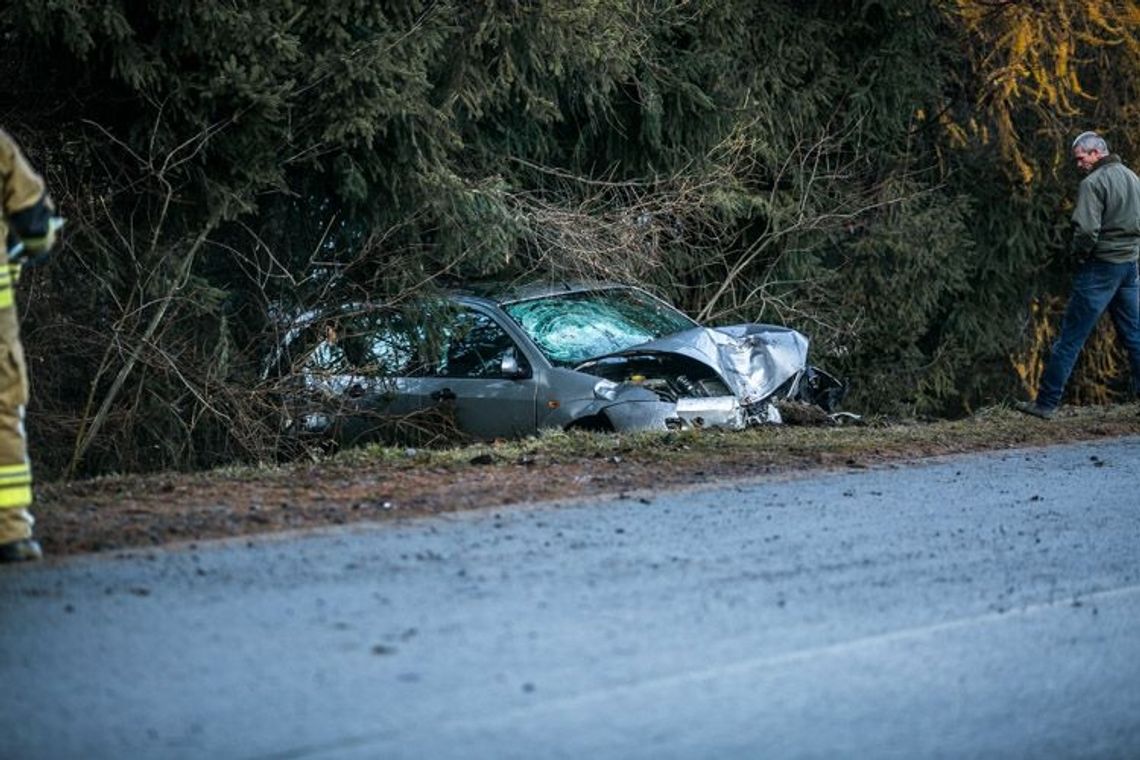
[503,288,698,366]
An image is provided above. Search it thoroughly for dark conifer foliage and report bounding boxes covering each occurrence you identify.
[2,1,1137,474]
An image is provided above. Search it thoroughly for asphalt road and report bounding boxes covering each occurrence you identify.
[3,437,1139,759]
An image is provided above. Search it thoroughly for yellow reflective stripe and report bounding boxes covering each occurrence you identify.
[0,464,33,509]
[0,265,12,309]
[0,488,33,509]
[0,484,32,509]
[0,463,32,481]
[0,267,13,309]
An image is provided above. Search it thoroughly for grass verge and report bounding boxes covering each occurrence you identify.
[33,403,1140,558]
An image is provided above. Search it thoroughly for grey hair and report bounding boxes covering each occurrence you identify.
[1072,131,1109,153]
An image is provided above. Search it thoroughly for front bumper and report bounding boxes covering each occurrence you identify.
[602,396,749,432]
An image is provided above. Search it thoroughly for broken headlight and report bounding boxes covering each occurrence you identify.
[593,379,620,401]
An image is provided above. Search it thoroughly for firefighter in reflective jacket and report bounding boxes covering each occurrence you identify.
[0,128,58,563]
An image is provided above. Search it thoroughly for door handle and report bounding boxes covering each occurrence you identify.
[430,388,457,401]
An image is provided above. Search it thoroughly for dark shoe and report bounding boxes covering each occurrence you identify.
[1015,401,1056,420]
[0,538,43,563]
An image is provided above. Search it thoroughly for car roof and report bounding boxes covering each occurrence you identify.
[277,281,653,332]
[452,280,632,306]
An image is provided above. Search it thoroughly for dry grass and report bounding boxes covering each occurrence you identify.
[34,403,1140,558]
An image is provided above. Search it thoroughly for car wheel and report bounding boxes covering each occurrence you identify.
[565,413,615,433]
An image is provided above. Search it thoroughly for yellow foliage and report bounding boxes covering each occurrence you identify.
[1054,37,1069,79]
[1071,322,1125,406]
[940,112,969,149]
[1013,295,1127,406]
[1012,296,1058,395]
[946,0,1140,184]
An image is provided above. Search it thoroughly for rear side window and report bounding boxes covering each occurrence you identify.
[300,323,352,373]
[295,309,429,377]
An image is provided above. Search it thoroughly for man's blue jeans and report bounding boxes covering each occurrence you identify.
[1036,259,1140,409]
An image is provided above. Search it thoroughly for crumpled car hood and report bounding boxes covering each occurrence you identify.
[578,324,809,405]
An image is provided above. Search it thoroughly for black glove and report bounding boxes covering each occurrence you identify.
[7,217,63,267]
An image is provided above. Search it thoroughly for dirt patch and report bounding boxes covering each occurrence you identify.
[33,404,1140,557]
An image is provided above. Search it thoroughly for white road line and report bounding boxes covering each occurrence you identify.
[442,582,1140,730]
[252,584,1140,759]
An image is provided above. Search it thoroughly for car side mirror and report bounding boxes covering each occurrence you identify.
[500,354,530,379]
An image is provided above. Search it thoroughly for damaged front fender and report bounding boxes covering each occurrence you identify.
[610,324,810,404]
[560,322,842,431]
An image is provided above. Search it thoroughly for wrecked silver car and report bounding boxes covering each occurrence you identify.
[269,283,844,444]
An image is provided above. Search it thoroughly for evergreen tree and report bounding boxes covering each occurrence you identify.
[2,0,1137,475]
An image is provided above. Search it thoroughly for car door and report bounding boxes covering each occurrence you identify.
[417,307,539,438]
[287,309,425,445]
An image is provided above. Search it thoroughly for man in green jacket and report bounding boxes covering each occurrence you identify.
[1017,131,1140,419]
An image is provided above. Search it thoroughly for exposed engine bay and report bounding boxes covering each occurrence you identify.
[575,353,734,402]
